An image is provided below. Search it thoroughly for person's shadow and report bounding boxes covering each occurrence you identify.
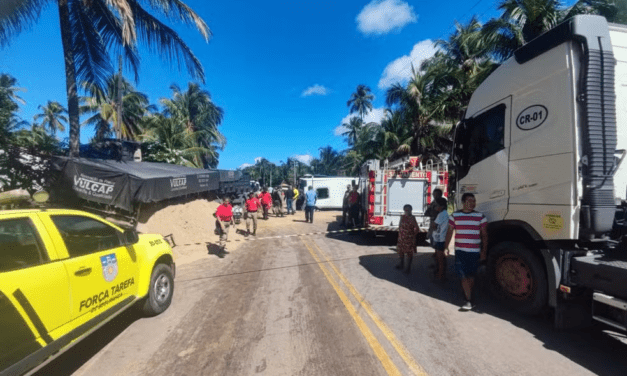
[206,243,229,258]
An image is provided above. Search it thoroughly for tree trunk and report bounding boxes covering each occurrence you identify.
[58,0,80,157]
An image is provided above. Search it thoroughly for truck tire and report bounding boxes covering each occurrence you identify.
[487,242,547,315]
[143,264,174,316]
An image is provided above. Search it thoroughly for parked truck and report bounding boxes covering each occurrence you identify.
[298,175,358,210]
[452,15,627,330]
[359,155,449,233]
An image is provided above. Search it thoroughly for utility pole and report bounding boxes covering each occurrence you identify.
[293,160,298,186]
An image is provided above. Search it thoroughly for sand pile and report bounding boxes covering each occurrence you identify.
[136,198,244,264]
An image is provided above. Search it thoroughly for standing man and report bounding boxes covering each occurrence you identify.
[293,186,300,211]
[444,193,488,311]
[426,189,444,244]
[304,186,317,223]
[214,197,234,249]
[341,184,351,226]
[285,185,295,215]
[245,192,260,236]
[259,187,272,220]
[348,186,360,228]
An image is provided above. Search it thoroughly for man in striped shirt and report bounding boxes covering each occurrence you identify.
[444,193,488,311]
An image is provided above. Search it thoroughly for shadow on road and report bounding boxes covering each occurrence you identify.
[358,252,627,376]
[33,308,144,376]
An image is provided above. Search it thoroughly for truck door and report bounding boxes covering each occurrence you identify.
[47,214,138,324]
[455,98,511,219]
[0,214,71,370]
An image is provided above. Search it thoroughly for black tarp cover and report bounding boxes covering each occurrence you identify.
[52,157,220,211]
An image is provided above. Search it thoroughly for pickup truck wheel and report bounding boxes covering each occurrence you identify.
[487,242,547,315]
[143,264,174,316]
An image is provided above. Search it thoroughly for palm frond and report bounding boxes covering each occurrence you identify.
[143,0,211,41]
[70,0,114,91]
[0,0,49,47]
[128,0,205,82]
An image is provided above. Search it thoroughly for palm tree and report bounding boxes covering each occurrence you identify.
[81,74,153,141]
[481,0,618,62]
[160,83,225,168]
[347,84,374,120]
[34,101,68,135]
[341,116,363,147]
[318,146,344,175]
[0,73,26,106]
[2,0,211,156]
[140,113,211,167]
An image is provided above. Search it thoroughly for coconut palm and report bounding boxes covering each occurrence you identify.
[140,113,212,167]
[81,74,153,141]
[481,0,618,62]
[341,116,363,147]
[160,82,225,168]
[1,0,211,156]
[347,84,374,120]
[33,101,68,135]
[318,146,344,175]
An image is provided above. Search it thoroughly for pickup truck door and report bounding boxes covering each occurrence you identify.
[46,214,139,324]
[0,214,71,370]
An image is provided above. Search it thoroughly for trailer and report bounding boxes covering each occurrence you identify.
[451,15,627,330]
[359,155,448,233]
[298,175,358,209]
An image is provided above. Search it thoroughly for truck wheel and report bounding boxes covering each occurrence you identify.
[143,264,174,316]
[487,242,547,315]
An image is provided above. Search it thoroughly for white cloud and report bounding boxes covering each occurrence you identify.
[334,108,388,136]
[356,0,417,35]
[378,39,437,89]
[238,163,253,170]
[301,84,330,97]
[254,157,263,164]
[292,154,314,165]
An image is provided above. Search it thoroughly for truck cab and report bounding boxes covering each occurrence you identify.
[452,15,627,329]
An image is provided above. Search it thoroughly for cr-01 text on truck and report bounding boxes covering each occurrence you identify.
[451,15,627,330]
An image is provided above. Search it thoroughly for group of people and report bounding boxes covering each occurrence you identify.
[213,185,301,249]
[396,189,487,311]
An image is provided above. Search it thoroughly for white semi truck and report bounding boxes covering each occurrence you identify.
[452,15,627,330]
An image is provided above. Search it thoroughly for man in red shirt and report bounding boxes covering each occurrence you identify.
[214,197,234,248]
[258,187,272,220]
[245,192,260,236]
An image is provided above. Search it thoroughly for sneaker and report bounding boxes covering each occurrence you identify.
[460,301,475,311]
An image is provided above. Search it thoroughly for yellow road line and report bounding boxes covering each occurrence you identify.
[300,239,402,376]
[309,240,429,376]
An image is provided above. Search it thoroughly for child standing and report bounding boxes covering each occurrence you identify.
[396,204,419,274]
[432,197,449,281]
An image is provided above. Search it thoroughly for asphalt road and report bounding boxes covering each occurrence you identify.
[35,211,627,376]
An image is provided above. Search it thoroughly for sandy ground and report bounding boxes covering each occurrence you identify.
[136,198,250,265]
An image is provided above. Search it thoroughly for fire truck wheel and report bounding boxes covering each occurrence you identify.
[487,242,548,315]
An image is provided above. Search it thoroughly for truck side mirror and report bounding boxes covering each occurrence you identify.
[123,228,139,245]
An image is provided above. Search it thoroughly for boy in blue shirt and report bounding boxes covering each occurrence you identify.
[432,197,449,281]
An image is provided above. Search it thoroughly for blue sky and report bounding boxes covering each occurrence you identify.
[0,0,499,170]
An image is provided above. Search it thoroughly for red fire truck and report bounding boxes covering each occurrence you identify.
[358,155,449,233]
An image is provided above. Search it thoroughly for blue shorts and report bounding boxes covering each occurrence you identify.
[455,250,480,278]
[434,242,445,251]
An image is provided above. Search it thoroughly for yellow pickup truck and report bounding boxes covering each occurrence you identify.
[0,208,175,376]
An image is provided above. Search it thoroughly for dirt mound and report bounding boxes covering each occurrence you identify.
[137,198,219,244]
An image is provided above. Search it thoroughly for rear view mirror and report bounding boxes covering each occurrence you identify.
[123,228,139,245]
